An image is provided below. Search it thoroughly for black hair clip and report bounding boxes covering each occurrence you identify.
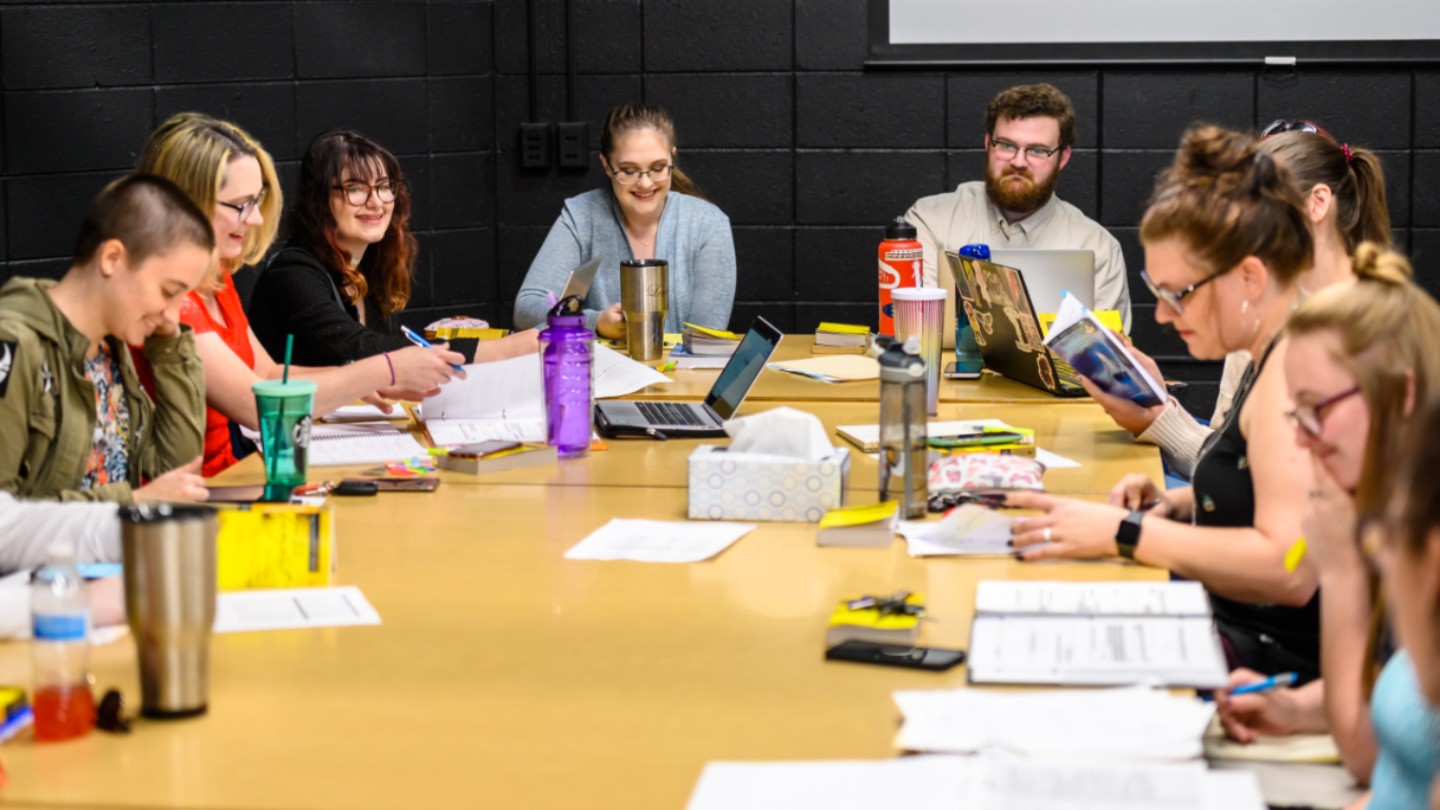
[845,590,925,618]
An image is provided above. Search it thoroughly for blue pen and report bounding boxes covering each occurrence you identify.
[400,325,464,372]
[1230,672,1298,696]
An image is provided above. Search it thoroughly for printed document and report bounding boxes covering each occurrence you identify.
[564,519,756,563]
[974,581,1211,617]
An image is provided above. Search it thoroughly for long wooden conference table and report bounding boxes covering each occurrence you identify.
[0,350,1173,809]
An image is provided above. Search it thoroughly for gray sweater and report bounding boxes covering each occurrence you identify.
[513,188,736,333]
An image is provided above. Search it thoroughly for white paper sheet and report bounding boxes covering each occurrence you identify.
[1035,447,1081,469]
[893,686,1216,761]
[426,418,548,445]
[593,343,671,397]
[564,519,756,563]
[319,403,403,423]
[685,755,1263,810]
[422,353,545,421]
[686,756,970,810]
[212,586,381,633]
[967,615,1229,688]
[897,504,1016,556]
[974,580,1212,617]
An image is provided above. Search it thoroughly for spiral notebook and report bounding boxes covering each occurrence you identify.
[307,422,428,466]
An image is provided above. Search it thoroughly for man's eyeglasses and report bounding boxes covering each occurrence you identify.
[333,181,397,207]
[1285,385,1361,438]
[1140,266,1230,315]
[216,188,267,221]
[989,138,1061,162]
[609,163,673,185]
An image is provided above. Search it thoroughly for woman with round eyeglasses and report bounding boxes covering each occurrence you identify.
[250,131,537,367]
[1084,119,1392,479]
[1213,245,1440,805]
[513,102,736,337]
[1008,124,1327,681]
[138,114,466,477]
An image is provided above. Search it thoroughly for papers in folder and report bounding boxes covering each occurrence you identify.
[421,344,670,446]
[966,580,1228,688]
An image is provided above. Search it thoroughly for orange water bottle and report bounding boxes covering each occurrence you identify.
[878,217,922,336]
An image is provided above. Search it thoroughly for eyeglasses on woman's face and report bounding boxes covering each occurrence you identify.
[216,187,267,221]
[333,181,397,207]
[608,163,673,185]
[1140,264,1232,316]
[1285,385,1362,439]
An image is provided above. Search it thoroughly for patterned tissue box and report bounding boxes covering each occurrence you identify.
[687,445,850,523]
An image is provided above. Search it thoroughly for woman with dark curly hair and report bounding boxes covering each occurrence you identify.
[251,130,534,366]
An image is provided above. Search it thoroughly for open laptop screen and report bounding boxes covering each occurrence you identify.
[704,316,783,420]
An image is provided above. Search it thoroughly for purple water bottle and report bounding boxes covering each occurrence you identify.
[540,295,594,458]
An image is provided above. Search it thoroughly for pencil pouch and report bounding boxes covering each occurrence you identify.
[927,453,1044,493]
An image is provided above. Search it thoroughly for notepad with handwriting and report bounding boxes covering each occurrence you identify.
[967,580,1228,688]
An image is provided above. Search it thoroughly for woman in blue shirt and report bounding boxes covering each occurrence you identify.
[513,103,736,337]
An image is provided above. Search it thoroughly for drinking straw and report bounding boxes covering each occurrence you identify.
[282,334,293,384]
[268,334,295,484]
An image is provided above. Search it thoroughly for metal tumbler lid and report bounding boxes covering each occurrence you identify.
[117,503,217,524]
[619,259,667,267]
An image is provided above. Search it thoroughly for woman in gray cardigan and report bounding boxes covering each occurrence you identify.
[513,103,736,337]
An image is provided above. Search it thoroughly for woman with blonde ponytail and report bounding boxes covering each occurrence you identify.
[1010,124,1328,680]
[513,102,736,337]
[1217,244,1440,805]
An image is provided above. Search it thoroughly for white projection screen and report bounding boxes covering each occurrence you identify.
[869,0,1440,65]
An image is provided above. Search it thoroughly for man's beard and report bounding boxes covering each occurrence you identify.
[984,164,1060,216]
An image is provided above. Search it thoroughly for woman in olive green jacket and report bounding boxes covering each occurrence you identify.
[0,175,212,504]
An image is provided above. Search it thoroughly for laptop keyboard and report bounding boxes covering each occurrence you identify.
[636,401,711,428]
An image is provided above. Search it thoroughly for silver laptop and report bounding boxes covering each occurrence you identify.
[560,257,603,303]
[594,317,783,439]
[989,249,1095,316]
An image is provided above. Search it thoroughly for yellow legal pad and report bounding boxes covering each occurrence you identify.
[683,322,741,341]
[1038,309,1125,338]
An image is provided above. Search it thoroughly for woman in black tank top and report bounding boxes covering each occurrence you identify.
[1009,125,1323,680]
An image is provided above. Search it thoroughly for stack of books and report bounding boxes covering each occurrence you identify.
[681,323,741,357]
[435,441,557,474]
[813,322,870,354]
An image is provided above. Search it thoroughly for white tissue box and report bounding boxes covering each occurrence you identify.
[687,445,850,523]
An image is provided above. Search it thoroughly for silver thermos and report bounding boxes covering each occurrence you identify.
[119,503,218,719]
[875,335,929,518]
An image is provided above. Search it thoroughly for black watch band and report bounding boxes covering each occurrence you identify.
[1115,510,1144,560]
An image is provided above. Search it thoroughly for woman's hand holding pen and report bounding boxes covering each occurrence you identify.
[388,344,466,394]
[1216,668,1325,743]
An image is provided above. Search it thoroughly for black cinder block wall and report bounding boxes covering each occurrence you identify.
[2,0,1437,415]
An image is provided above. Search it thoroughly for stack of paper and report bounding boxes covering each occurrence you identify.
[563,519,756,563]
[685,754,1265,810]
[896,504,1015,557]
[893,686,1215,760]
[967,581,1229,688]
[421,345,669,446]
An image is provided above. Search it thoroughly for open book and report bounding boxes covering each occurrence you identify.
[967,580,1228,688]
[1043,292,1167,407]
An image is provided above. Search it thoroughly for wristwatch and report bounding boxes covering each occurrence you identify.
[1115,510,1145,560]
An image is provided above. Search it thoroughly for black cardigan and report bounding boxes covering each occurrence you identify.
[249,244,410,367]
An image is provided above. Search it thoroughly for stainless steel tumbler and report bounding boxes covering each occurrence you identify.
[119,504,218,719]
[620,259,669,361]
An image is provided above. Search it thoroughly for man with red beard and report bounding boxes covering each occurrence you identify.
[904,83,1130,347]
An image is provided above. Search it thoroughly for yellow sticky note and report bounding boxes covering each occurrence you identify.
[816,322,870,335]
[819,500,898,528]
[1285,536,1308,573]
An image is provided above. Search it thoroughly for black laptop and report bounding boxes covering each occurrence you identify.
[945,251,1086,398]
[594,316,783,438]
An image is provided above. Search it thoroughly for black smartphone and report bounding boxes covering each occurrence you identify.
[333,479,379,496]
[207,485,293,504]
[943,362,982,380]
[824,641,966,671]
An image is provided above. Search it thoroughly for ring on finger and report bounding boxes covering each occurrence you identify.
[1042,526,1053,543]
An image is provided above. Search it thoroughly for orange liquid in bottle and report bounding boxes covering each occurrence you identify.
[32,685,94,742]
